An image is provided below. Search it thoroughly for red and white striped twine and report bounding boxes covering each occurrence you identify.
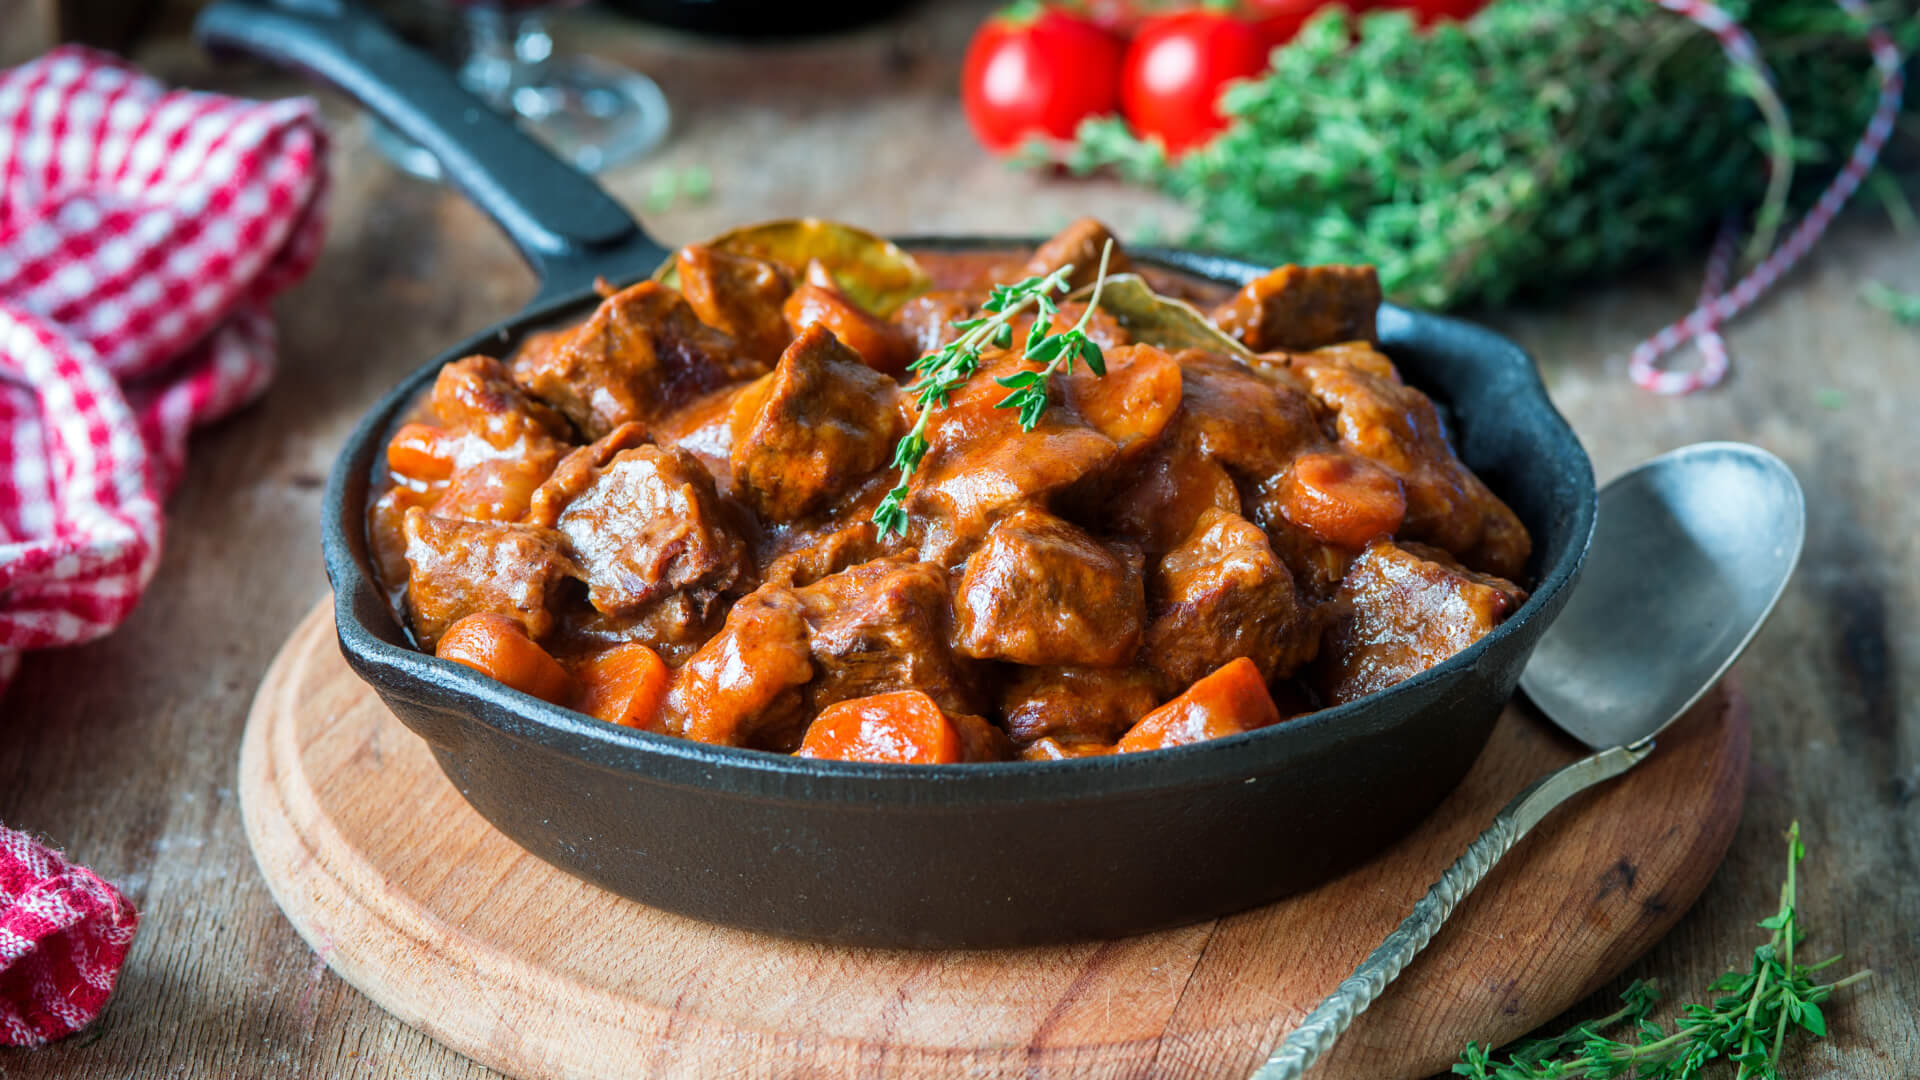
[1629,0,1906,395]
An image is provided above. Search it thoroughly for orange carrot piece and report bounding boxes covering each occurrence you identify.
[1279,451,1406,550]
[1116,657,1283,753]
[386,421,455,483]
[436,613,573,705]
[570,643,670,730]
[796,691,1006,764]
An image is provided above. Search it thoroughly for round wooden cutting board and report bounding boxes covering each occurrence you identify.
[241,600,1748,1080]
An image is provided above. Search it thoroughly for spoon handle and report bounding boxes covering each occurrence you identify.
[1249,742,1653,1080]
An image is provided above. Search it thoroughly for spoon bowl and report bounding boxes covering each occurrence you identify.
[1521,442,1806,751]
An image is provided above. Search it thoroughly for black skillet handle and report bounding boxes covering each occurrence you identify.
[194,0,673,305]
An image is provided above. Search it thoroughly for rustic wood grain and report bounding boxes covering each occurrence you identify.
[234,602,1743,1080]
[2,3,1917,1076]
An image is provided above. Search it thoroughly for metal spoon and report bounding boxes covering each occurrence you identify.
[1255,441,1806,1079]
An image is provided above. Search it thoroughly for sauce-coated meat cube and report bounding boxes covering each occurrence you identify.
[511,281,760,440]
[1292,345,1530,579]
[1210,264,1380,352]
[998,665,1163,744]
[547,443,751,617]
[729,324,905,522]
[401,509,581,650]
[663,585,815,749]
[952,508,1144,667]
[675,243,794,366]
[1316,541,1528,705]
[411,356,574,524]
[907,352,1119,565]
[796,557,980,717]
[1145,507,1319,685]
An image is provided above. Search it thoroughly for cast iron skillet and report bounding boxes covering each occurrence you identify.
[198,0,1596,948]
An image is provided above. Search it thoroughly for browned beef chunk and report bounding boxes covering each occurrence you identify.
[1292,345,1530,579]
[433,354,572,451]
[552,594,722,667]
[1317,541,1528,705]
[544,443,752,617]
[523,422,650,527]
[511,281,761,440]
[401,508,580,650]
[892,290,976,356]
[1174,351,1326,480]
[729,324,905,522]
[423,355,575,523]
[998,665,1163,744]
[1023,217,1134,291]
[1061,343,1182,460]
[646,383,750,498]
[674,244,794,366]
[1210,264,1380,352]
[663,585,814,749]
[1096,438,1244,555]
[1144,507,1319,685]
[794,557,980,717]
[952,508,1144,667]
[762,519,886,589]
[907,352,1119,565]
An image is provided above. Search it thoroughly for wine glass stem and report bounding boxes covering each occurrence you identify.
[459,6,553,108]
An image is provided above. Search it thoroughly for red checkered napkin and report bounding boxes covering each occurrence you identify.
[0,47,326,1044]
[0,827,140,1046]
[1,45,326,692]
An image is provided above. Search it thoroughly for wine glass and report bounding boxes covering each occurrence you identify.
[371,0,670,178]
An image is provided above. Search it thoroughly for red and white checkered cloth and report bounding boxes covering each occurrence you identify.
[0,47,326,1044]
[0,826,140,1046]
[0,46,325,688]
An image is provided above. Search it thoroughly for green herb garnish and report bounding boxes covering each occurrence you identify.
[871,242,1114,539]
[1454,822,1871,1079]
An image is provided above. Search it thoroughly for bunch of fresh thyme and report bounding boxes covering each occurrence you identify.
[871,243,1113,538]
[1042,0,1917,310]
[1454,823,1872,1079]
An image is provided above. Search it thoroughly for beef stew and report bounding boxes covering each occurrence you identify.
[368,219,1531,764]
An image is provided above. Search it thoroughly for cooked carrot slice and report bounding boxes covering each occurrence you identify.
[796,691,1007,764]
[1279,451,1407,549]
[386,422,455,483]
[1116,657,1284,753]
[570,642,670,730]
[436,613,573,705]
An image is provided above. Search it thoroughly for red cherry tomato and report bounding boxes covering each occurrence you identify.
[1121,9,1272,155]
[962,6,1127,155]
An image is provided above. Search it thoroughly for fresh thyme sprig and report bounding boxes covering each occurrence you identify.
[870,242,1114,538]
[993,240,1113,429]
[1454,822,1872,1080]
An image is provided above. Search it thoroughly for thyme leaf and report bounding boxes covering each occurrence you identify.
[872,256,1089,539]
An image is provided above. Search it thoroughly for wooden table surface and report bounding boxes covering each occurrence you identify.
[3,5,1916,1077]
